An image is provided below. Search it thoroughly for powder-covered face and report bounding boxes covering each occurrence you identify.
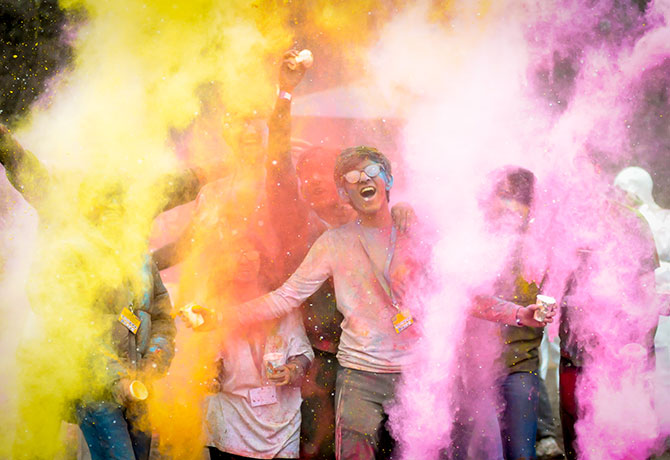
[342,158,390,215]
[487,196,530,233]
[298,161,340,210]
[232,239,261,284]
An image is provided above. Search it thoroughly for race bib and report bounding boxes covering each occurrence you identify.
[118,307,141,334]
[392,309,414,334]
[249,386,278,407]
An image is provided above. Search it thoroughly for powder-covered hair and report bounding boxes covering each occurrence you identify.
[493,166,536,206]
[334,145,392,189]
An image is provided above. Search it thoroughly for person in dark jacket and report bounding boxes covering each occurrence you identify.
[0,123,208,459]
[469,166,556,460]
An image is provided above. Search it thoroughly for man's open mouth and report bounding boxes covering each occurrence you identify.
[360,186,377,200]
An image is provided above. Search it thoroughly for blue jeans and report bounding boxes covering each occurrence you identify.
[76,401,151,460]
[500,372,539,460]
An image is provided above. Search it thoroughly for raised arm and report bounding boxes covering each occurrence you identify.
[265,51,312,265]
[0,123,50,206]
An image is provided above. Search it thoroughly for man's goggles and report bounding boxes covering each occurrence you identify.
[343,163,385,184]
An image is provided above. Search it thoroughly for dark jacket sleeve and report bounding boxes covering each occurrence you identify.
[0,125,50,207]
[151,221,195,271]
[156,168,203,213]
[157,157,232,215]
[145,261,177,374]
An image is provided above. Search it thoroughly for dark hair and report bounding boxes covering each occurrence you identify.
[494,166,535,206]
[334,146,393,200]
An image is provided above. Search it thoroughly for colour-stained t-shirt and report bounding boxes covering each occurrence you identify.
[206,311,313,459]
[239,221,422,373]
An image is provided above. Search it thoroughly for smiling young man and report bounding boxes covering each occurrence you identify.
[216,145,423,459]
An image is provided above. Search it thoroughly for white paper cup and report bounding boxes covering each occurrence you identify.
[263,352,284,381]
[534,295,556,322]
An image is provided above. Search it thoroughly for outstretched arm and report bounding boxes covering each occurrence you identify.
[185,231,333,330]
[151,219,196,271]
[471,294,553,328]
[238,231,332,324]
[155,155,231,216]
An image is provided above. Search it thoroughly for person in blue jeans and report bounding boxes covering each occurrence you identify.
[0,124,201,459]
[73,256,175,460]
[77,400,151,460]
[473,166,555,460]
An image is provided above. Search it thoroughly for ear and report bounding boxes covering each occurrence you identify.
[338,187,351,203]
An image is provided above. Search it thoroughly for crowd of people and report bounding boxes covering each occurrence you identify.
[1,49,669,460]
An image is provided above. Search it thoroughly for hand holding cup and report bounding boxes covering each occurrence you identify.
[279,49,311,92]
[179,303,215,331]
[516,296,556,328]
[533,295,557,323]
[267,363,299,386]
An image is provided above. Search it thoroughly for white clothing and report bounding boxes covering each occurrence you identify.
[206,311,313,459]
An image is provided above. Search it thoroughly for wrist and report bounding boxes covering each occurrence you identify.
[515,306,523,326]
[286,363,300,384]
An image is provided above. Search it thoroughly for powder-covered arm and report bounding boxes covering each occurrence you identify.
[470,295,521,326]
[265,53,313,271]
[237,231,333,324]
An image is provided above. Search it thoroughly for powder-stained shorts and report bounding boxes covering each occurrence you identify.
[334,367,401,460]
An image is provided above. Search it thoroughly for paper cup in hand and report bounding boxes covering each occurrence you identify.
[533,294,556,322]
[263,352,284,382]
[128,380,148,401]
[180,303,205,328]
[288,49,313,69]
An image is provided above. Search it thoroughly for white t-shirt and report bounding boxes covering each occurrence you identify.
[205,311,313,458]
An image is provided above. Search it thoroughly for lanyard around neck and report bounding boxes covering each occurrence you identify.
[357,221,399,310]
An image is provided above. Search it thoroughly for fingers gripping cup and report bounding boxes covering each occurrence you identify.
[534,294,556,322]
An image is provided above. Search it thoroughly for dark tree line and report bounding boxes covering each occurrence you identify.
[0,0,73,126]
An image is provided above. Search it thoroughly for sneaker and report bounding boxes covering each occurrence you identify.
[536,437,564,460]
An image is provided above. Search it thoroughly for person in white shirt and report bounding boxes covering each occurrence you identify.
[203,236,314,460]
[190,146,423,460]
